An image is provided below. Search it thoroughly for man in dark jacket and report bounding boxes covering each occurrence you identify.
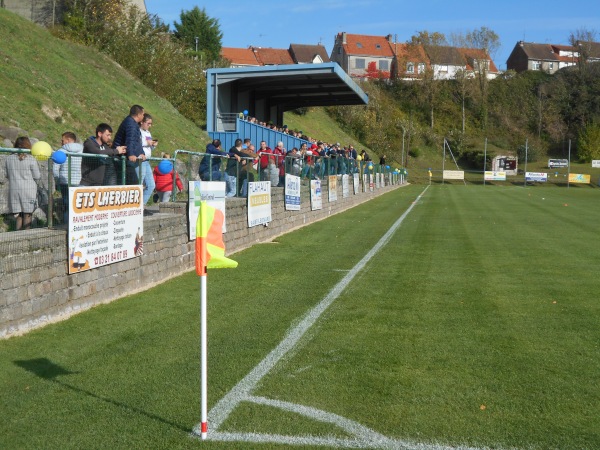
[113,105,145,185]
[199,139,236,181]
[80,124,126,186]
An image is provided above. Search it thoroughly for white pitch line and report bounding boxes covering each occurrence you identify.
[207,186,430,438]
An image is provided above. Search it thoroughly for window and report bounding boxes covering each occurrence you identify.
[439,64,448,72]
[418,63,425,74]
[337,47,341,55]
[379,60,389,71]
[356,42,363,48]
[532,60,541,70]
[548,62,554,71]
[407,62,414,74]
[355,58,365,69]
[375,44,381,49]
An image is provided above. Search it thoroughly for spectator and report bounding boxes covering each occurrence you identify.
[199,139,235,181]
[53,131,83,223]
[4,137,40,230]
[360,149,371,162]
[257,141,273,182]
[113,104,145,185]
[153,154,183,203]
[239,144,258,197]
[139,113,157,206]
[225,138,245,197]
[379,154,386,166]
[287,147,302,176]
[80,124,126,186]
[273,141,286,187]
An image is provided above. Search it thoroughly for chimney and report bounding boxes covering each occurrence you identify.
[342,32,347,45]
[386,34,393,43]
[519,41,524,47]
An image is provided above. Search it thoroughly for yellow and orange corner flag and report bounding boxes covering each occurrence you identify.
[195,201,237,276]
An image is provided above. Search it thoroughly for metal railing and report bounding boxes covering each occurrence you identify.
[1,146,405,234]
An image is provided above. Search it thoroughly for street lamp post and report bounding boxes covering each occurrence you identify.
[195,37,199,58]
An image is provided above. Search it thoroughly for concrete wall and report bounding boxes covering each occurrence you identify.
[0,182,404,338]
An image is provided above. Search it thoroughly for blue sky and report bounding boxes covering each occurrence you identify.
[144,0,600,70]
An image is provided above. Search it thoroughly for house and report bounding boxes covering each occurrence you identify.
[221,44,329,67]
[330,32,395,78]
[424,45,467,80]
[506,41,578,73]
[221,47,260,68]
[457,47,499,79]
[253,47,295,66]
[289,44,330,64]
[391,43,430,80]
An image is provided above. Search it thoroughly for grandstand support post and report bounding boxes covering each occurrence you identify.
[483,138,487,186]
[567,139,571,189]
[200,275,208,439]
[523,139,528,188]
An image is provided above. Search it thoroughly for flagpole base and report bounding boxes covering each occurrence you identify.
[201,422,208,440]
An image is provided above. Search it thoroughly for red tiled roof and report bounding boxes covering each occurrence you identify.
[457,47,499,73]
[339,33,394,57]
[221,47,260,66]
[254,48,294,65]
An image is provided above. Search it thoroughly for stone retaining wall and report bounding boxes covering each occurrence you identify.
[0,182,403,338]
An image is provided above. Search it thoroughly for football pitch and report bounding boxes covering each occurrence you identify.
[1,185,599,449]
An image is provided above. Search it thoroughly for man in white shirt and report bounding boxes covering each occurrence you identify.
[139,113,157,211]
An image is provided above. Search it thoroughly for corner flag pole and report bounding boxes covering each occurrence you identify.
[200,272,208,438]
[195,201,238,440]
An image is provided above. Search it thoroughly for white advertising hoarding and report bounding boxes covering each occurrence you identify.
[328,175,337,202]
[310,179,322,210]
[284,174,301,211]
[342,174,350,198]
[188,181,226,240]
[525,172,548,182]
[68,185,143,274]
[484,171,506,181]
[443,170,465,180]
[247,181,272,227]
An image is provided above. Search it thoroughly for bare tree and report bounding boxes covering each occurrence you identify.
[451,27,500,130]
[569,28,598,71]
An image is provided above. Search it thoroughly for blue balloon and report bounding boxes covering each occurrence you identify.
[51,151,67,164]
[386,165,390,169]
[243,109,249,115]
[157,160,173,175]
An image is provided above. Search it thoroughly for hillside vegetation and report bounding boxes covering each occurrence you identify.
[0,9,208,151]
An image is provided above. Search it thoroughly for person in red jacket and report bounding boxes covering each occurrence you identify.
[152,154,183,203]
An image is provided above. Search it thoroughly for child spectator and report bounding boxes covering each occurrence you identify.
[153,154,183,203]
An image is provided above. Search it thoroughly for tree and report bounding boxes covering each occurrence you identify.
[452,27,500,130]
[173,7,222,64]
[409,30,447,47]
[569,28,598,72]
[577,123,600,162]
[407,31,447,130]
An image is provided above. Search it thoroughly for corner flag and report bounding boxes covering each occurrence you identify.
[194,200,237,440]
[195,201,238,276]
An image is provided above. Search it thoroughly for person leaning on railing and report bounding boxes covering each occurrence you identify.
[199,139,235,182]
[79,124,126,187]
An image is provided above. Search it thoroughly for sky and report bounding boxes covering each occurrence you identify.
[144,0,600,71]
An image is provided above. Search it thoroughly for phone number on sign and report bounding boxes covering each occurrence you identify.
[94,250,128,266]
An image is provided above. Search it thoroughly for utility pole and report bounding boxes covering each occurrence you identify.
[195,36,199,60]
